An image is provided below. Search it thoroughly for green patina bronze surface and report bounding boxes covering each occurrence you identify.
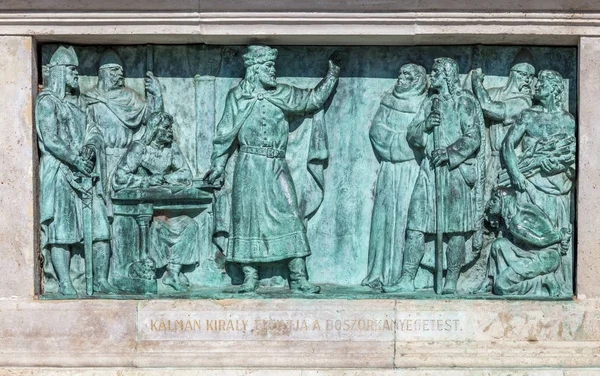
[37,44,577,299]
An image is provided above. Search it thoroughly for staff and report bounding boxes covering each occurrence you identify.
[431,97,444,295]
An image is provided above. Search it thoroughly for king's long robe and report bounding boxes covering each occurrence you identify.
[211,77,337,263]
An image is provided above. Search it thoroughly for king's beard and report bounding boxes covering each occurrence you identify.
[259,75,276,89]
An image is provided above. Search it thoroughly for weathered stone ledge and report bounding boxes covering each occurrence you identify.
[0,299,598,368]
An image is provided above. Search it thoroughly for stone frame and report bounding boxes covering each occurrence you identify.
[0,1,599,373]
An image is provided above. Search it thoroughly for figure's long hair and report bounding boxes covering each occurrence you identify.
[143,112,173,145]
[434,57,460,96]
[539,69,565,109]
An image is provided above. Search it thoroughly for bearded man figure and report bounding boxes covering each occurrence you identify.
[205,45,340,294]
[471,49,536,201]
[362,63,427,290]
[83,49,164,179]
[37,46,117,295]
[113,112,199,292]
[384,57,485,295]
[83,49,165,279]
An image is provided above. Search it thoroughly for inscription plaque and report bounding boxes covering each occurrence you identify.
[138,310,471,341]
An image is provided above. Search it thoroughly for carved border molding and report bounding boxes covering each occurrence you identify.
[2,0,600,12]
[1,10,599,44]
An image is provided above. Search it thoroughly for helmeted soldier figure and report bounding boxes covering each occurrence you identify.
[37,46,117,295]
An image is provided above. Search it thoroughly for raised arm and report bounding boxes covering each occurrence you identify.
[145,71,164,114]
[282,60,340,115]
[502,110,529,191]
[471,70,506,122]
[306,60,340,112]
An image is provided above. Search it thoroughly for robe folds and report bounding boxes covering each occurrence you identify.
[362,90,425,287]
[149,216,200,268]
[83,86,148,149]
[211,77,336,263]
[83,86,150,192]
[406,91,485,234]
[36,91,111,247]
[489,201,563,296]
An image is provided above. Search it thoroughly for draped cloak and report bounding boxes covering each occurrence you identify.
[211,77,336,263]
[362,86,426,287]
[83,86,149,191]
[37,91,111,247]
[406,90,485,234]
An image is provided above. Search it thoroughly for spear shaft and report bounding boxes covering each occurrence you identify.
[432,97,444,295]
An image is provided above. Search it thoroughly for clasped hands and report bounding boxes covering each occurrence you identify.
[146,174,166,187]
[73,145,96,176]
[138,173,187,189]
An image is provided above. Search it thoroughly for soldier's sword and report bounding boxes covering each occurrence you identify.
[80,175,94,296]
[432,97,444,295]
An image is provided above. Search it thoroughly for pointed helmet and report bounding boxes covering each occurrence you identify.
[48,46,78,67]
[99,49,124,69]
[511,48,535,74]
